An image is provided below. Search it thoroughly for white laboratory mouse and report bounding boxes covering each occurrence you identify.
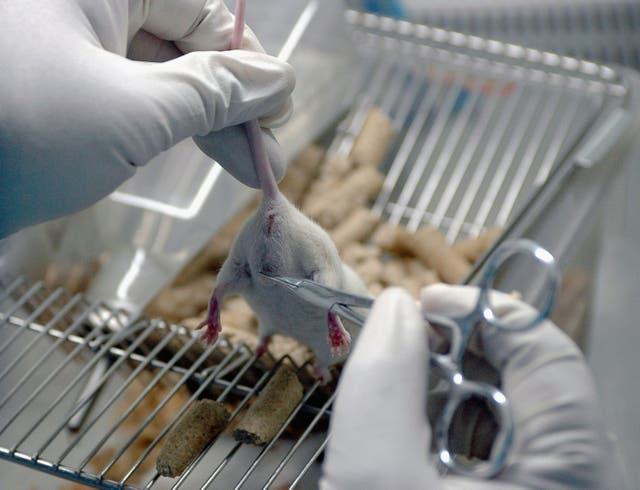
[198,189,369,381]
[196,0,369,381]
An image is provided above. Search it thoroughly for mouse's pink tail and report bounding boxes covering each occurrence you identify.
[231,0,246,51]
[232,0,280,203]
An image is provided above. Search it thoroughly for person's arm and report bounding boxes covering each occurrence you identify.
[0,0,294,237]
[321,284,621,489]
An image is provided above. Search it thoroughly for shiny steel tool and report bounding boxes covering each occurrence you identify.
[260,238,561,478]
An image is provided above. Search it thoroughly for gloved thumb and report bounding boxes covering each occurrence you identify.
[111,49,294,185]
[321,288,440,489]
[421,284,613,489]
[193,125,286,186]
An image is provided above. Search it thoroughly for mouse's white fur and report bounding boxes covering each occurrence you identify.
[197,0,368,380]
[203,192,369,379]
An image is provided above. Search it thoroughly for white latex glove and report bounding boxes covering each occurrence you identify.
[321,285,618,490]
[0,0,295,238]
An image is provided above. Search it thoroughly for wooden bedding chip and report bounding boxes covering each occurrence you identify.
[233,364,303,445]
[371,224,470,284]
[409,226,471,284]
[330,207,381,250]
[279,144,325,204]
[156,399,229,478]
[303,167,384,229]
[320,155,354,180]
[171,202,258,287]
[292,144,326,174]
[382,260,407,286]
[452,227,502,264]
[350,107,396,169]
[145,274,216,322]
[402,258,439,285]
[354,257,384,285]
[342,243,383,265]
[338,166,386,200]
[371,223,414,255]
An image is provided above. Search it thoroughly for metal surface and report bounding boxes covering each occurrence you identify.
[263,239,561,478]
[335,11,627,244]
[409,0,640,71]
[259,273,374,326]
[0,280,332,489]
[0,10,635,489]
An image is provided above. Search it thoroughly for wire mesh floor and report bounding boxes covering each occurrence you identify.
[0,278,333,489]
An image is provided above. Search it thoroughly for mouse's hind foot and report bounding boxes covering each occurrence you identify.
[327,312,351,356]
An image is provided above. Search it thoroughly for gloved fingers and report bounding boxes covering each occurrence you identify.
[421,283,527,320]
[489,322,606,489]
[173,49,293,131]
[127,30,293,129]
[169,0,294,131]
[442,477,525,489]
[257,95,293,129]
[421,284,586,395]
[138,0,264,53]
[420,284,579,371]
[193,126,286,187]
[132,0,294,132]
[127,30,182,63]
[162,0,295,129]
[112,49,293,167]
[422,284,607,488]
[321,288,440,489]
[426,393,499,462]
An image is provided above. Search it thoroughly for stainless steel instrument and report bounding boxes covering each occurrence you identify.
[260,238,561,478]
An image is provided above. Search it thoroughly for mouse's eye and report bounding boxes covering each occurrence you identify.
[261,263,277,275]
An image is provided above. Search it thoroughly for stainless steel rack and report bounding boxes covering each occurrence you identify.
[332,10,627,244]
[0,10,635,489]
[411,0,640,70]
[0,277,333,489]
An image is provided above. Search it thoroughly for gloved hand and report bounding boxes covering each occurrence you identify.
[321,284,619,489]
[0,0,295,237]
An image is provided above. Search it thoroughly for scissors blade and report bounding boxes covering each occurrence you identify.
[259,273,373,324]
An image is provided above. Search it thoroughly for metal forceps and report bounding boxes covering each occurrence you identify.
[261,238,561,478]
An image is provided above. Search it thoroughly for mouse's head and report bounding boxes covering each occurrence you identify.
[254,199,344,287]
[214,212,265,297]
[221,196,345,294]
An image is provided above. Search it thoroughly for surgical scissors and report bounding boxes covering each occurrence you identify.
[260,238,561,478]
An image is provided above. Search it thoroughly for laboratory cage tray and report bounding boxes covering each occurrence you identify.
[1,10,639,489]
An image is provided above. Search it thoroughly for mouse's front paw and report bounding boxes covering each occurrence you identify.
[196,297,222,345]
[197,321,220,345]
[254,335,272,357]
[327,312,351,356]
